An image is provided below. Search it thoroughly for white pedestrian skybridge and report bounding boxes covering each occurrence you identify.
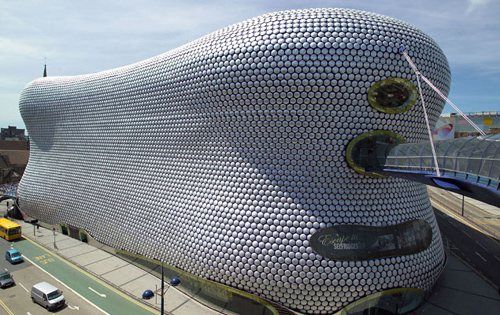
[350,134,500,206]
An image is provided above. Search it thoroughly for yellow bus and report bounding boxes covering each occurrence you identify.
[0,218,22,241]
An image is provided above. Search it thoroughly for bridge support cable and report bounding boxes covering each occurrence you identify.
[419,75,486,137]
[400,47,442,177]
[399,46,486,137]
[416,72,442,177]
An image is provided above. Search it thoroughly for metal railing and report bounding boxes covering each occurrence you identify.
[384,135,499,189]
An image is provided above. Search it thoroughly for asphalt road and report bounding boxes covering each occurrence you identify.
[0,236,156,315]
[0,238,102,315]
[434,208,500,290]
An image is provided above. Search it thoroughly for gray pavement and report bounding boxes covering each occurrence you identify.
[0,200,11,213]
[448,191,500,217]
[428,186,500,239]
[0,238,102,315]
[421,187,500,314]
[16,220,221,315]
[417,254,500,315]
[434,207,500,289]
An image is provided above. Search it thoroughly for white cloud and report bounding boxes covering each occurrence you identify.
[0,37,43,59]
[466,0,491,13]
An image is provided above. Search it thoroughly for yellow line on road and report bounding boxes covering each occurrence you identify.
[21,236,157,314]
[0,297,15,315]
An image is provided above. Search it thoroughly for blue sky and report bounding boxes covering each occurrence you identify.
[1,0,499,130]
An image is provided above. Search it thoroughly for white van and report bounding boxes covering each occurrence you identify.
[31,282,66,311]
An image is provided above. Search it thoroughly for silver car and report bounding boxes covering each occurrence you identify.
[0,271,14,288]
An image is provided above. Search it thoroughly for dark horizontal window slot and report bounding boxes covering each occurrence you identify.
[310,219,432,260]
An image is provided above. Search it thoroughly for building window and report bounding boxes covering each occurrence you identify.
[60,224,69,236]
[368,78,418,114]
[340,288,426,314]
[346,130,405,177]
[310,219,433,261]
[79,230,88,243]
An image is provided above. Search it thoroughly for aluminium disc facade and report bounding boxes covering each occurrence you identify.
[18,8,450,314]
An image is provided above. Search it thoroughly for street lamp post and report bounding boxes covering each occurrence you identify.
[461,194,465,216]
[53,227,57,249]
[161,264,164,315]
[159,261,180,315]
[30,219,38,236]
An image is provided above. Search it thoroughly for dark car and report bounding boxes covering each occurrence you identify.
[0,271,15,288]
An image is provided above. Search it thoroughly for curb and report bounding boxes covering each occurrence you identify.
[430,197,499,243]
[431,202,500,293]
[18,226,162,314]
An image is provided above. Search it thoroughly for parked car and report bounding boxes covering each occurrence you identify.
[31,282,65,311]
[0,271,14,288]
[5,249,23,264]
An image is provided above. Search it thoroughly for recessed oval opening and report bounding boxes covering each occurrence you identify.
[346,130,405,177]
[368,78,418,114]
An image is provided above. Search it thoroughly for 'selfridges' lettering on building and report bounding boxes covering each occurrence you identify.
[317,234,362,250]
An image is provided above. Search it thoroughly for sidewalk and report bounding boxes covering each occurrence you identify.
[416,253,500,314]
[16,220,221,315]
[428,186,500,239]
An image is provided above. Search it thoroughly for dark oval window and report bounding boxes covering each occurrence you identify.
[346,130,405,177]
[368,78,418,114]
[310,219,432,261]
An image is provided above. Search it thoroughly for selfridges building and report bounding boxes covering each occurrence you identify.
[18,8,450,314]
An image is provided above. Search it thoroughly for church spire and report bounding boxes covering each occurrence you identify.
[43,57,47,77]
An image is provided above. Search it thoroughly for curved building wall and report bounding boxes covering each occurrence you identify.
[18,8,450,314]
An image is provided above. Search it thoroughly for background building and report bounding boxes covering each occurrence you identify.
[0,139,29,185]
[433,111,499,140]
[0,125,29,185]
[1,126,26,141]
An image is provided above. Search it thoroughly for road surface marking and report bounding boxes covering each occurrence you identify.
[21,254,110,315]
[21,236,155,313]
[68,305,80,310]
[475,251,487,262]
[34,253,55,265]
[476,241,488,251]
[0,297,14,315]
[19,282,29,293]
[89,287,107,298]
[494,255,500,263]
